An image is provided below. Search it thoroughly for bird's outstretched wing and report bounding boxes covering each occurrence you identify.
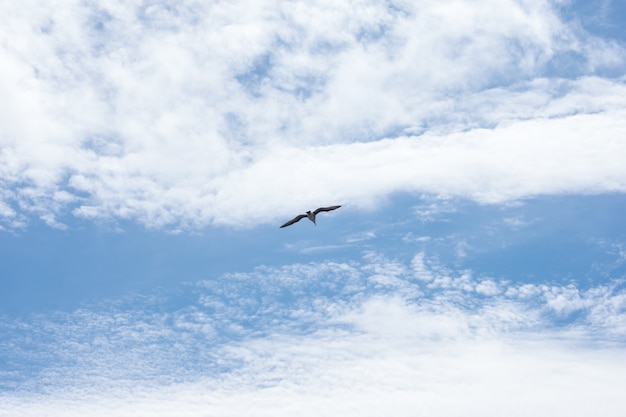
[313,205,341,215]
[280,214,307,228]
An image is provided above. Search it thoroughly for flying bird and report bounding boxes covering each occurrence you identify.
[280,205,342,228]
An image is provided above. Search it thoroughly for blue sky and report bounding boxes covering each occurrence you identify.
[1,0,626,415]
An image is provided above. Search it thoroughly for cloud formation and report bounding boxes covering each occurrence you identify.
[1,0,625,230]
[1,251,626,416]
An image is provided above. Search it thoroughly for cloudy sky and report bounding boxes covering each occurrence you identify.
[1,0,626,415]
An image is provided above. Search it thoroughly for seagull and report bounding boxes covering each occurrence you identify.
[280,205,342,228]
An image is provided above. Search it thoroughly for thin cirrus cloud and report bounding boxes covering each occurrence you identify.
[0,0,625,230]
[1,252,626,416]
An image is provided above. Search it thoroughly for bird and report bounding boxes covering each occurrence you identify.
[280,205,341,228]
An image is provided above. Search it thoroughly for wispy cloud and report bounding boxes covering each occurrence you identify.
[1,0,625,230]
[2,251,626,416]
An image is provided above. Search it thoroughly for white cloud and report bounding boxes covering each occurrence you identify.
[342,230,376,243]
[475,279,502,295]
[502,214,538,230]
[2,251,626,416]
[1,0,625,230]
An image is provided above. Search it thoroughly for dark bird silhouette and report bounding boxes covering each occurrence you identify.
[280,205,341,228]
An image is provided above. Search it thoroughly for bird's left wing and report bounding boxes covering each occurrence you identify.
[280,214,307,228]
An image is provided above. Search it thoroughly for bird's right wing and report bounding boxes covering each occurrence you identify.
[313,205,341,215]
[280,214,307,228]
